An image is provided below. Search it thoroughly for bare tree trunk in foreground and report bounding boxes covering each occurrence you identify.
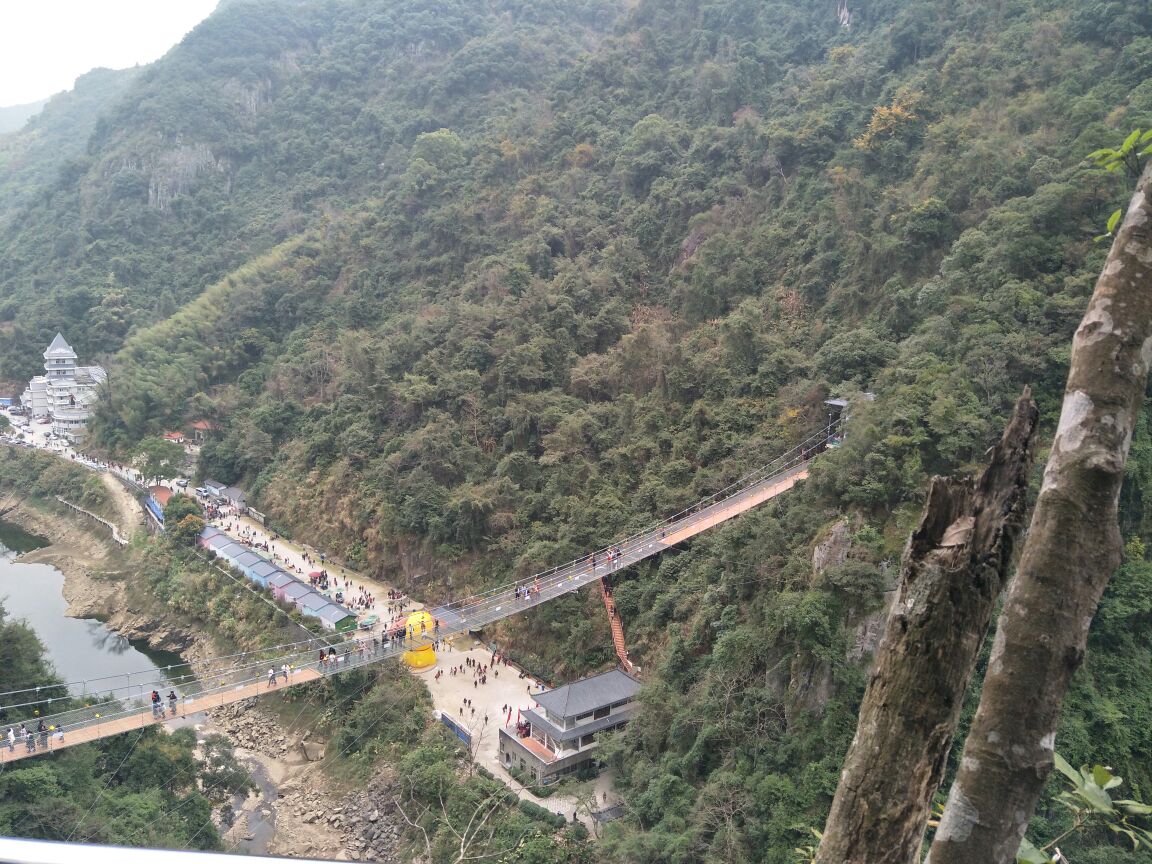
[815,392,1039,864]
[926,163,1152,864]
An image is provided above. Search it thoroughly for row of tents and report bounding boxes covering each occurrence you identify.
[198,526,358,632]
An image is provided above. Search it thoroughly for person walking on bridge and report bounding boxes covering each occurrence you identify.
[6,727,14,753]
[267,668,277,688]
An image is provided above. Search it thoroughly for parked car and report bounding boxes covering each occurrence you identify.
[175,478,189,488]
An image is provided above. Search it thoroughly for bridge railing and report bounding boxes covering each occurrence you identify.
[435,418,843,630]
[0,631,447,754]
[436,417,843,614]
[0,417,845,753]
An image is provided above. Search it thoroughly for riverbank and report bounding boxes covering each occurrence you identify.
[2,496,199,653]
[0,495,357,857]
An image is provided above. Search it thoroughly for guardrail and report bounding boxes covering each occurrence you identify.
[54,496,129,546]
[0,418,843,755]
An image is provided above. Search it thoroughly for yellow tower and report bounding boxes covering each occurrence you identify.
[402,610,437,670]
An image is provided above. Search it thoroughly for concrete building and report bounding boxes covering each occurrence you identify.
[498,668,641,784]
[21,333,107,443]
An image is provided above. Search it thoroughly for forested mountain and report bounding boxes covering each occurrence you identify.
[1,0,1151,860]
[0,99,48,135]
[0,69,138,227]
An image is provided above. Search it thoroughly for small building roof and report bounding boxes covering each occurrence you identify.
[533,669,641,720]
[297,593,334,613]
[44,333,77,359]
[316,605,357,627]
[205,535,232,551]
[267,572,297,590]
[281,582,312,601]
[149,486,173,507]
[215,542,248,560]
[249,561,281,579]
[233,550,264,569]
[203,478,226,491]
[201,526,224,540]
[190,419,217,431]
[221,486,246,504]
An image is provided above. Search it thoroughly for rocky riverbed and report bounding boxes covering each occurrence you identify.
[206,699,414,861]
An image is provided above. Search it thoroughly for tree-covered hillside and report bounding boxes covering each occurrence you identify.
[2,0,1152,860]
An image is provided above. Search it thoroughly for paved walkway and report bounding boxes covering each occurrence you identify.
[208,512,418,636]
[427,641,615,829]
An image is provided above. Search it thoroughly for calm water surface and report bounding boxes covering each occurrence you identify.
[0,520,188,697]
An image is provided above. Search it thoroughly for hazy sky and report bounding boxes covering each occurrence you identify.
[0,1,219,106]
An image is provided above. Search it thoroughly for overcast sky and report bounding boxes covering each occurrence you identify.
[0,1,219,106]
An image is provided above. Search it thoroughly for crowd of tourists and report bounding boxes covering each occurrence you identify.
[5,720,63,754]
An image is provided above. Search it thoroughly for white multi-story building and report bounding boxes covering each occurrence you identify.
[21,334,107,443]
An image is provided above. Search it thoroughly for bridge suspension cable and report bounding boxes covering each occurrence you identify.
[0,416,844,760]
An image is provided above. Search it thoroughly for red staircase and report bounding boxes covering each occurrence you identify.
[599,577,634,673]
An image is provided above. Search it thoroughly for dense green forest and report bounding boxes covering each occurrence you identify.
[2,0,1152,860]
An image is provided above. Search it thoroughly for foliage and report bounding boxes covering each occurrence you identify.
[0,0,1149,861]
[169,513,206,546]
[163,493,201,524]
[134,437,185,483]
[0,446,112,518]
[1017,756,1152,863]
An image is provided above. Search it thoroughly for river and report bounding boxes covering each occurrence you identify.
[0,519,187,697]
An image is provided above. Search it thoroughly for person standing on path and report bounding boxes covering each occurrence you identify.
[6,727,14,752]
[281,663,290,683]
[267,668,277,688]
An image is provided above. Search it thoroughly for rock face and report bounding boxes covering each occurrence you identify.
[209,700,292,758]
[811,518,853,575]
[334,771,412,864]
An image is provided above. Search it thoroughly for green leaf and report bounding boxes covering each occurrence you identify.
[1123,129,1141,152]
[1016,837,1052,864]
[1091,764,1120,789]
[1140,129,1152,144]
[1107,823,1141,849]
[1087,148,1117,161]
[1117,800,1152,816]
[1107,209,1123,233]
[1053,753,1081,784]
[1079,782,1115,813]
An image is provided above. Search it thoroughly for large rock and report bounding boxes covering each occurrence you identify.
[301,741,326,761]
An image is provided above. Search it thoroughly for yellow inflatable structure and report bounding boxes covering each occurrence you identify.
[402,610,437,670]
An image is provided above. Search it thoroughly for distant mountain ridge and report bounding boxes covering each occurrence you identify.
[0,98,48,135]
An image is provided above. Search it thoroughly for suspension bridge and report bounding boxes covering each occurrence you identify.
[0,416,844,764]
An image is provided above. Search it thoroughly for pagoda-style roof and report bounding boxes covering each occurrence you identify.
[44,333,77,360]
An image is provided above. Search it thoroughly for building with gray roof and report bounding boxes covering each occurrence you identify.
[498,668,641,784]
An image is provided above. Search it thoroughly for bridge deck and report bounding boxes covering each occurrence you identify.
[0,439,823,762]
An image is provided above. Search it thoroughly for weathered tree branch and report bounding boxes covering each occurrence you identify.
[814,392,1039,864]
[926,163,1152,864]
